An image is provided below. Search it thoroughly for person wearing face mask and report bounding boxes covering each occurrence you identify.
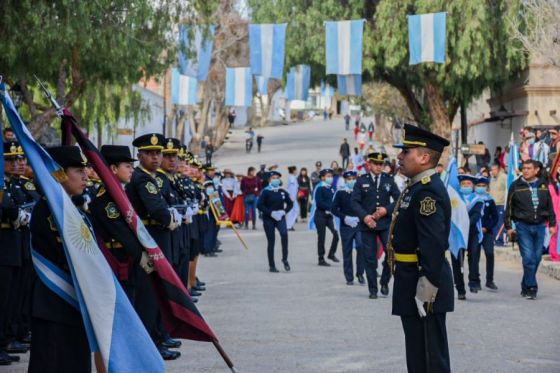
[205,170,223,255]
[474,177,499,291]
[309,168,339,266]
[257,171,293,272]
[332,171,365,285]
[350,152,401,299]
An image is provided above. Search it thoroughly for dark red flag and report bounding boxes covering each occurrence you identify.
[61,109,217,342]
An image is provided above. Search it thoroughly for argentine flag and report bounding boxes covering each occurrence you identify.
[178,25,215,81]
[0,84,164,373]
[286,65,311,101]
[256,75,269,96]
[225,67,253,107]
[337,74,362,96]
[320,81,334,98]
[444,157,469,258]
[325,20,365,75]
[249,23,287,79]
[408,12,447,65]
[171,68,198,105]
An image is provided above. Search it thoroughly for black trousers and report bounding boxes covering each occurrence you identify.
[481,232,495,282]
[314,211,339,260]
[28,317,91,373]
[450,249,466,295]
[340,226,364,282]
[361,229,390,295]
[0,265,17,347]
[298,197,308,219]
[263,217,288,268]
[401,313,450,373]
[467,236,481,288]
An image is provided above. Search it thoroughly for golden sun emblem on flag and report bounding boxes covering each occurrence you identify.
[451,198,459,209]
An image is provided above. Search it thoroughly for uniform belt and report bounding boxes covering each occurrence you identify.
[105,241,123,249]
[197,210,206,215]
[0,223,12,229]
[394,253,418,263]
[141,218,159,226]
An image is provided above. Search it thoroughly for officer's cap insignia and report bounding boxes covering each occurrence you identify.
[146,181,158,194]
[377,154,382,160]
[167,140,173,149]
[419,196,436,216]
[10,145,16,153]
[150,134,158,145]
[105,202,120,219]
[421,176,431,185]
[24,181,36,191]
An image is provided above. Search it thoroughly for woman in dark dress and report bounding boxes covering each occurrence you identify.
[297,168,311,222]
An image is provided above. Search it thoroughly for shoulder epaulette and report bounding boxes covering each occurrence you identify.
[421,176,431,185]
[96,186,106,197]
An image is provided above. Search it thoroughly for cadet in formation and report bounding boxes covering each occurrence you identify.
[257,170,293,272]
[390,124,454,373]
[311,168,340,266]
[351,152,400,299]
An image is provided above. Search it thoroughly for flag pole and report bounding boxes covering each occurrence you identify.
[230,223,249,250]
[212,340,238,373]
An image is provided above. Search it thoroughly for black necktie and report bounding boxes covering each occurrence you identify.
[374,175,378,189]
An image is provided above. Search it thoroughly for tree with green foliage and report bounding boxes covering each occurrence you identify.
[248,0,527,141]
[0,0,211,141]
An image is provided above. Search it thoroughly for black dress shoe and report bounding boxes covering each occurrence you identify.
[357,274,365,285]
[5,341,28,354]
[204,252,218,257]
[0,351,12,365]
[269,267,280,273]
[318,260,331,267]
[288,227,295,231]
[192,297,198,303]
[469,287,478,294]
[189,289,202,297]
[196,278,206,287]
[159,346,181,360]
[193,285,206,292]
[327,255,340,263]
[369,293,378,299]
[458,293,467,300]
[283,261,291,271]
[380,284,389,296]
[485,281,498,290]
[161,338,182,348]
[346,281,354,286]
[215,248,223,253]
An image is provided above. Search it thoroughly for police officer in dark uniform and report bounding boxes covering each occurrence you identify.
[28,146,91,373]
[332,171,364,285]
[89,145,143,301]
[389,124,454,373]
[125,133,182,360]
[313,168,340,266]
[350,152,400,298]
[257,171,293,272]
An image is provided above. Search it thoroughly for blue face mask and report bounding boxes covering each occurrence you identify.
[270,179,281,188]
[206,187,215,194]
[528,138,535,145]
[346,180,356,189]
[460,186,473,195]
[324,177,333,185]
[475,186,487,195]
[212,177,220,186]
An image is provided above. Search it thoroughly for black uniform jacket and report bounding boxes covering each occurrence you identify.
[0,177,23,266]
[391,170,454,316]
[257,187,293,220]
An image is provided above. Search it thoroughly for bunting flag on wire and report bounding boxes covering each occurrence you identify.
[325,20,365,75]
[0,84,165,373]
[171,68,198,105]
[249,23,287,79]
[286,65,311,101]
[178,25,215,81]
[407,12,447,65]
[320,81,334,98]
[336,74,362,97]
[443,157,469,258]
[256,75,269,96]
[225,67,253,107]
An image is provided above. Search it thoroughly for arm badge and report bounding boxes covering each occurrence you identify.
[24,182,36,191]
[145,182,158,195]
[419,196,436,216]
[105,202,120,219]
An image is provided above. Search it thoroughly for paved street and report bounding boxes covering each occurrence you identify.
[6,118,560,373]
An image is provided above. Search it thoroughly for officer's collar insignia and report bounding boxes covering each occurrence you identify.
[150,134,158,145]
[167,140,174,149]
[146,181,158,194]
[419,196,436,216]
[421,176,431,185]
[105,202,120,219]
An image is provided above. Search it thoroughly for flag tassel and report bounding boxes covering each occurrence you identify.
[212,340,237,373]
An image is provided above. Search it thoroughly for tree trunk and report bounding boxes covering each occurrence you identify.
[424,80,452,163]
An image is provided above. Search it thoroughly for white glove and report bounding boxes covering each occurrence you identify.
[191,202,200,215]
[12,209,31,229]
[168,208,181,231]
[414,276,438,318]
[344,216,359,228]
[183,207,194,223]
[139,251,155,274]
[271,210,285,221]
[414,296,427,318]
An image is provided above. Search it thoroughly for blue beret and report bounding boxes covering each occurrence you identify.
[319,168,334,177]
[458,175,478,183]
[343,171,357,178]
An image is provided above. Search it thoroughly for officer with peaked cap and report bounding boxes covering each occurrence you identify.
[351,151,400,298]
[389,123,454,373]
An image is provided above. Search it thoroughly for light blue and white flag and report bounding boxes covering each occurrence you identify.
[325,20,365,75]
[444,157,469,258]
[225,67,253,107]
[337,74,362,96]
[171,68,198,105]
[505,132,520,213]
[256,75,269,96]
[320,81,334,98]
[0,84,164,373]
[249,23,287,79]
[178,25,215,81]
[286,65,311,101]
[408,12,447,65]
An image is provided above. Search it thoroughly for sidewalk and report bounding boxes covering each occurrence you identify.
[495,245,560,280]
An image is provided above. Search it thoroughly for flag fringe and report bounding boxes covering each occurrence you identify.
[51,168,68,182]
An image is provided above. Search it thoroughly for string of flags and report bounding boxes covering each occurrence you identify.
[173,12,447,108]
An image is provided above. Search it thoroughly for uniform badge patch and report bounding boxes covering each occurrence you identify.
[146,182,158,195]
[24,182,36,191]
[419,197,436,216]
[105,202,120,219]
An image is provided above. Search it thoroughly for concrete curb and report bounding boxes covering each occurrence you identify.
[495,245,560,280]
